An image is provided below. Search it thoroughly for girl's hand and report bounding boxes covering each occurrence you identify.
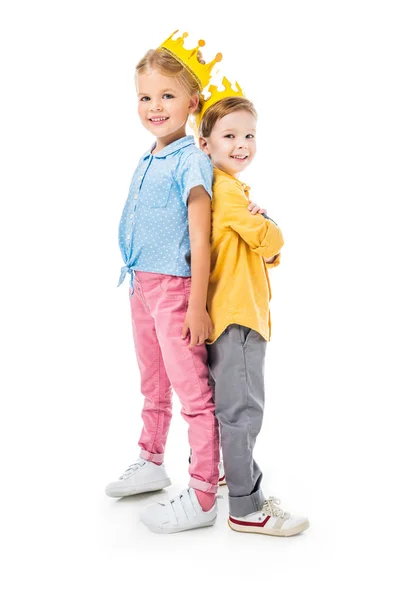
[248,201,267,215]
[181,307,213,348]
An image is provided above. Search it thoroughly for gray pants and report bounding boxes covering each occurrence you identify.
[207,325,267,517]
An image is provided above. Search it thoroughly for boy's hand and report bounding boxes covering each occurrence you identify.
[248,201,267,215]
[181,307,213,348]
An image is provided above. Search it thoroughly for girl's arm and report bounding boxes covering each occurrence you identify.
[181,185,213,348]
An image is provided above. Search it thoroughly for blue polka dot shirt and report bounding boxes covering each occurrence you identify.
[118,135,213,288]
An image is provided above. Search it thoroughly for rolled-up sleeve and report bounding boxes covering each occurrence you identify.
[177,151,213,204]
[265,253,281,268]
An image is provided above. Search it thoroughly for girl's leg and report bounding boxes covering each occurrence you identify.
[147,275,220,504]
[130,277,173,463]
[207,325,267,518]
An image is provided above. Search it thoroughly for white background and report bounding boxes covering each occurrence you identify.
[1,1,399,598]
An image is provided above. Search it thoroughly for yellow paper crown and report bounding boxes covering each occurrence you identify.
[195,77,246,129]
[159,30,222,90]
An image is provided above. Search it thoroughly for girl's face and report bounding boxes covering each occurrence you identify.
[200,110,257,176]
[137,69,198,149]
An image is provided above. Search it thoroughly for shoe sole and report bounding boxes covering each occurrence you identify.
[228,518,310,537]
[218,478,227,486]
[141,516,217,534]
[105,478,172,498]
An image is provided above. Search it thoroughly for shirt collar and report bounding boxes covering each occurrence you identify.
[213,167,250,191]
[141,135,195,161]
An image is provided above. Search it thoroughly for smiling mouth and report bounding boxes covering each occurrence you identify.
[149,117,169,123]
[231,155,249,160]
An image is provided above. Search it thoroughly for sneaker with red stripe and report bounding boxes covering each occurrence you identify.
[228,496,309,537]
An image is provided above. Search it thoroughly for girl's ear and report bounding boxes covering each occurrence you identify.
[188,94,200,114]
[199,137,209,154]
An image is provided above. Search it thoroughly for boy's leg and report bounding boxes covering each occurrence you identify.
[207,325,267,518]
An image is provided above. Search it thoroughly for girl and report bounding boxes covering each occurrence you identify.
[198,95,310,536]
[105,33,221,534]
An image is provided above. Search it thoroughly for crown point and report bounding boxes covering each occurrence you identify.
[195,74,246,129]
[158,31,221,91]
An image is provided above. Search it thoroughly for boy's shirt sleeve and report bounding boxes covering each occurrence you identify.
[264,253,281,268]
[260,214,281,268]
[176,151,213,205]
[216,180,284,258]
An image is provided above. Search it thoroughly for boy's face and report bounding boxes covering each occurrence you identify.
[200,110,257,176]
[137,69,198,146]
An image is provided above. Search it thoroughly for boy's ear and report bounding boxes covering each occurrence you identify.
[199,136,209,154]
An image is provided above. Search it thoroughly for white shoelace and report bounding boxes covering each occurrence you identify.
[119,459,145,480]
[262,496,288,519]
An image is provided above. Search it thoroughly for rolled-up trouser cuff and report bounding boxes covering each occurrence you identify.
[229,488,266,518]
[140,449,164,463]
[189,477,218,494]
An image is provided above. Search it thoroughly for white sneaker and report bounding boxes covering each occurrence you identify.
[228,496,309,537]
[218,461,227,486]
[105,459,171,498]
[140,487,218,534]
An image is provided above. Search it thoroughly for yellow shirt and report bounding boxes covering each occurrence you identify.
[207,168,284,344]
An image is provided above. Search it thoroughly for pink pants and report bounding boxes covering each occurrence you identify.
[130,271,220,494]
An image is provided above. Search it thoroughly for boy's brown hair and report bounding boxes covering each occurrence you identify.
[199,97,257,138]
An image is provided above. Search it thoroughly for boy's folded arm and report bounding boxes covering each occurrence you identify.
[218,181,284,258]
[260,215,281,267]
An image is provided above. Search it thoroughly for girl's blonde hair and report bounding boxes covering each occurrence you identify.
[199,97,258,138]
[135,48,204,115]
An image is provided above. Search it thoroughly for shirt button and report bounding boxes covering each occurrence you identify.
[134,194,138,199]
[129,214,134,219]
[126,235,131,240]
